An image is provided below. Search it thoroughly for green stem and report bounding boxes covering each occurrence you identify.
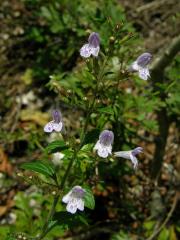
[79,99,95,148]
[60,151,77,188]
[36,196,59,240]
[36,55,106,240]
[36,150,77,240]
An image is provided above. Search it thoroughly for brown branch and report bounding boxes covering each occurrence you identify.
[136,0,175,13]
[151,35,180,76]
[150,35,180,180]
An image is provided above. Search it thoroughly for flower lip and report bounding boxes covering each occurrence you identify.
[136,53,152,67]
[99,130,114,146]
[88,32,100,48]
[52,109,61,123]
[132,147,143,156]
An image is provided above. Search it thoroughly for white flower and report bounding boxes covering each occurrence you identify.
[8,213,17,224]
[62,186,85,214]
[44,109,63,133]
[114,147,143,169]
[80,32,100,58]
[94,130,114,158]
[129,53,152,80]
[52,152,64,166]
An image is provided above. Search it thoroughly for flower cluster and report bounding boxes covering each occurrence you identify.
[80,32,152,80]
[94,130,143,169]
[44,111,86,214]
[42,31,148,216]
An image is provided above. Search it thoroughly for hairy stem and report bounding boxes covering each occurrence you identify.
[36,150,77,240]
[36,58,103,240]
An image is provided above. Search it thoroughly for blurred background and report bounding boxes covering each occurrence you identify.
[0,0,179,239]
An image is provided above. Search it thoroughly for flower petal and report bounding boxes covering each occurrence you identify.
[94,140,101,150]
[99,145,111,158]
[44,121,54,133]
[66,199,78,214]
[94,140,111,158]
[62,192,72,204]
[114,151,131,159]
[130,153,138,169]
[137,53,152,67]
[91,46,100,57]
[99,130,114,146]
[132,147,143,155]
[52,109,62,123]
[77,199,84,211]
[130,61,140,71]
[80,44,91,58]
[52,122,63,132]
[88,32,100,48]
[138,67,150,80]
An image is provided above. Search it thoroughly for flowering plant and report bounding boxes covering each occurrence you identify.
[18,25,149,239]
[1,1,178,239]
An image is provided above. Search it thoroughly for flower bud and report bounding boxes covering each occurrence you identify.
[17,172,23,177]
[67,89,72,94]
[109,36,115,43]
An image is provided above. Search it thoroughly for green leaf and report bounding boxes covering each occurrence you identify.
[5,234,16,240]
[78,215,89,226]
[47,220,58,232]
[143,220,156,231]
[84,187,95,210]
[158,227,170,240]
[54,211,87,227]
[21,161,55,178]
[45,140,68,153]
[97,106,114,115]
[169,226,177,240]
[111,230,129,240]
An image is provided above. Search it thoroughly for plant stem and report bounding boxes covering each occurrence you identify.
[60,151,77,188]
[36,56,104,240]
[36,196,59,240]
[36,150,77,240]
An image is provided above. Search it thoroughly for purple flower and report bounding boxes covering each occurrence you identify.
[80,32,100,58]
[44,109,63,133]
[94,130,114,158]
[129,53,152,80]
[114,147,143,169]
[62,186,85,214]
